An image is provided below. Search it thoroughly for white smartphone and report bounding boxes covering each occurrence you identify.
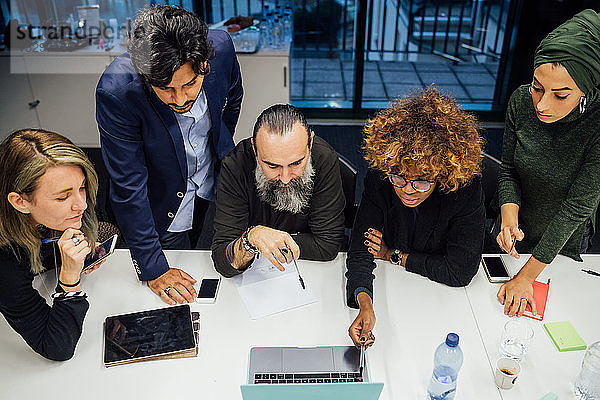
[83,234,117,272]
[195,276,221,304]
[482,256,511,283]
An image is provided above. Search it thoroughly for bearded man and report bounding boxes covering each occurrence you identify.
[211,104,345,276]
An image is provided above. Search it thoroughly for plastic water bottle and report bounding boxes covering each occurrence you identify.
[427,333,463,400]
[265,12,274,46]
[262,4,270,21]
[259,18,270,50]
[574,341,600,399]
[282,8,292,43]
[271,18,282,49]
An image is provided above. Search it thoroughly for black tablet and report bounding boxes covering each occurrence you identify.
[103,304,195,366]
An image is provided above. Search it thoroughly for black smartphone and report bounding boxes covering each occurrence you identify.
[195,277,221,304]
[482,256,511,283]
[83,234,117,272]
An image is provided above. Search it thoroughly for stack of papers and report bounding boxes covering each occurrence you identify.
[232,256,318,319]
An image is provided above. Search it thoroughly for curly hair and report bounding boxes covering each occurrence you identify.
[363,87,483,192]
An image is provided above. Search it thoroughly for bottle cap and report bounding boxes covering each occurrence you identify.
[446,333,459,347]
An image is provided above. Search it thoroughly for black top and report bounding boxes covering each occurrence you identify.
[345,170,486,308]
[0,243,89,361]
[211,136,346,277]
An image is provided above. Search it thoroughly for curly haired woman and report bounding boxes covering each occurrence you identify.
[345,87,485,348]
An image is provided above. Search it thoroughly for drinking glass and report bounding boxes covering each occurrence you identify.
[499,318,534,363]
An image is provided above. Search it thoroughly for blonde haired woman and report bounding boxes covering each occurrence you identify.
[0,129,99,360]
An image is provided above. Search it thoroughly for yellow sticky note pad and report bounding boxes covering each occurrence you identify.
[543,321,587,352]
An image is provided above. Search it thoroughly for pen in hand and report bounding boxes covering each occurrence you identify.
[507,225,521,256]
[280,247,305,290]
[359,344,365,375]
[582,269,600,277]
[293,258,305,290]
[508,236,516,255]
[41,235,83,245]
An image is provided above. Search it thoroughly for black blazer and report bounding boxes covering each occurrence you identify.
[345,170,485,308]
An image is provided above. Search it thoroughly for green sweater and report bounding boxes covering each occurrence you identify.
[499,85,600,263]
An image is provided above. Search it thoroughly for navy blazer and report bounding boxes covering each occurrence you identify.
[96,29,243,281]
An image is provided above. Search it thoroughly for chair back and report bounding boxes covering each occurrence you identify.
[338,153,358,229]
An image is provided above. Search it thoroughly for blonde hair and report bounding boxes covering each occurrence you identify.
[0,129,98,273]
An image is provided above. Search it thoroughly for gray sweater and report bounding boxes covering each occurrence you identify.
[499,85,600,263]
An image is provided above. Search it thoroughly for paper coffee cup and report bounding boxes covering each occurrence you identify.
[494,357,521,389]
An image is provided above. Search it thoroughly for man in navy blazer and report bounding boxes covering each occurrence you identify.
[96,5,242,304]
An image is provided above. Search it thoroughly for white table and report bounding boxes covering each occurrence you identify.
[467,254,600,399]
[0,250,504,399]
[367,260,501,399]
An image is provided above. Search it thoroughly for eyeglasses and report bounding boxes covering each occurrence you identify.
[387,174,434,192]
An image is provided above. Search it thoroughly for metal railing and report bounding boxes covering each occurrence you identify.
[399,0,510,62]
[201,0,510,63]
[321,0,510,62]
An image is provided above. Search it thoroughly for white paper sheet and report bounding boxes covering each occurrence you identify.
[232,256,318,319]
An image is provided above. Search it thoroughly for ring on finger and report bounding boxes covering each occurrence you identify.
[165,285,174,296]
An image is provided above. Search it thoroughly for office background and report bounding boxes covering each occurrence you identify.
[1,0,599,250]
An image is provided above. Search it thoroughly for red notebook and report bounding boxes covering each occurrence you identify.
[523,278,550,321]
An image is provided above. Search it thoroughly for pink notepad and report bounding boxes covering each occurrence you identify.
[523,278,550,321]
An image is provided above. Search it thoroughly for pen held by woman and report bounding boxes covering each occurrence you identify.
[42,233,86,245]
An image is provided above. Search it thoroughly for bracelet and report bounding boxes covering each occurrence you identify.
[58,278,81,287]
[241,226,259,254]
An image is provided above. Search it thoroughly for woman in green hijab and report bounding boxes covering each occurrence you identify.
[496,9,600,317]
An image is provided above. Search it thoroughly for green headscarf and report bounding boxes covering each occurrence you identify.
[534,9,600,104]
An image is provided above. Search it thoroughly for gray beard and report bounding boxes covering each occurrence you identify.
[255,155,315,214]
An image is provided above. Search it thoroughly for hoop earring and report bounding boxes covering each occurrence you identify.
[579,96,587,114]
[528,86,532,95]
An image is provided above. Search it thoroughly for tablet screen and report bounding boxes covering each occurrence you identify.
[104,304,195,365]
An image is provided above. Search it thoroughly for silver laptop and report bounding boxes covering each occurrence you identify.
[242,346,383,400]
[247,345,367,383]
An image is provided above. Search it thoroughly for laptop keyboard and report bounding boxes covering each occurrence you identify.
[253,372,363,384]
